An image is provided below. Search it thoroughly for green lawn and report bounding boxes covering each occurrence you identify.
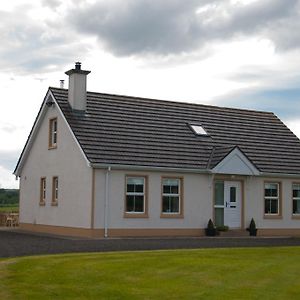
[0,247,300,299]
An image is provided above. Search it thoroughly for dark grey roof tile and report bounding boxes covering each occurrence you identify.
[50,87,300,174]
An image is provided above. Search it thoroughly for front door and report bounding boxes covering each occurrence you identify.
[214,181,242,229]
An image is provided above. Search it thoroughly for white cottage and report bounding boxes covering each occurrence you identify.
[14,63,300,237]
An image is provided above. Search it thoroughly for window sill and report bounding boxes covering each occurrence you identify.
[48,145,57,150]
[39,201,46,206]
[51,201,58,206]
[292,214,300,220]
[160,213,183,219]
[264,214,282,219]
[123,212,148,218]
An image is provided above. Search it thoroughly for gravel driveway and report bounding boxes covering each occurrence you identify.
[1,229,300,258]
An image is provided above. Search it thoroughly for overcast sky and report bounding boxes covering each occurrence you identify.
[1,0,300,188]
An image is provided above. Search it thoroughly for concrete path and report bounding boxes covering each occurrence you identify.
[1,229,300,258]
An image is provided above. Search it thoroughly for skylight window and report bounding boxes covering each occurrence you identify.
[190,124,208,136]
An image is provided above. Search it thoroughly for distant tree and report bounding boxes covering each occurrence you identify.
[0,189,19,205]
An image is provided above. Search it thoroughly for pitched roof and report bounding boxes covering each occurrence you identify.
[50,87,300,175]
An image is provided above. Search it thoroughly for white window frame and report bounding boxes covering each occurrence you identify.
[52,176,58,205]
[162,178,181,214]
[264,182,280,215]
[189,124,208,135]
[40,177,46,205]
[125,176,145,214]
[49,118,57,148]
[292,183,300,215]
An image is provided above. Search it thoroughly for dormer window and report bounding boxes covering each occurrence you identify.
[49,118,57,149]
[189,124,208,135]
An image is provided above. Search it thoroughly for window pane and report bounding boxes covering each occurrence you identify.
[190,125,208,135]
[162,196,179,213]
[163,179,179,195]
[127,178,144,185]
[215,208,224,227]
[293,200,300,214]
[170,196,179,212]
[127,184,135,193]
[293,184,300,198]
[126,195,134,212]
[265,199,278,214]
[162,196,170,212]
[163,185,171,194]
[214,181,224,206]
[265,183,278,197]
[134,196,144,212]
[270,199,278,214]
[135,183,144,193]
[230,187,236,203]
[127,177,144,193]
[265,199,271,214]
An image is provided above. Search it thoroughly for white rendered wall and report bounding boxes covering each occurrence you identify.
[93,170,300,231]
[244,176,300,229]
[19,102,92,228]
[94,169,213,229]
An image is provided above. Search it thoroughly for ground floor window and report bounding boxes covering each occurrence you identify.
[40,177,46,205]
[125,176,146,213]
[52,176,59,205]
[264,182,280,215]
[293,183,300,215]
[162,178,182,214]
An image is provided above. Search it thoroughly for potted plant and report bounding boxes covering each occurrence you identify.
[205,219,218,236]
[246,218,258,236]
[217,225,229,232]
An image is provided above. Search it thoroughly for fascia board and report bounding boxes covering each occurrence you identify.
[13,90,52,176]
[14,89,91,176]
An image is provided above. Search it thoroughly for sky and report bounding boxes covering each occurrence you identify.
[1,0,300,189]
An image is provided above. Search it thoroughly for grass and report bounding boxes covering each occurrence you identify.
[1,247,300,299]
[0,205,19,213]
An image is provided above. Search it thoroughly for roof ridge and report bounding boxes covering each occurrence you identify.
[49,87,275,116]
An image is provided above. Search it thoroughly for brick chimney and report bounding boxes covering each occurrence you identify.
[65,62,91,111]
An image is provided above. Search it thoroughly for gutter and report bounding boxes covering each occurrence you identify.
[259,172,300,178]
[90,163,211,174]
[104,166,111,238]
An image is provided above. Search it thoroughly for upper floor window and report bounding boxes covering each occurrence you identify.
[293,183,300,215]
[49,118,57,149]
[125,176,147,215]
[264,182,280,215]
[189,124,208,136]
[162,178,182,216]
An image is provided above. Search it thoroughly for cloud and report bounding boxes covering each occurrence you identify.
[0,123,18,134]
[0,165,18,189]
[0,150,20,171]
[0,5,88,74]
[213,87,300,120]
[41,0,61,9]
[68,0,300,57]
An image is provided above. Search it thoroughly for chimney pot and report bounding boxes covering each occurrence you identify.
[60,80,64,88]
[75,62,81,70]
